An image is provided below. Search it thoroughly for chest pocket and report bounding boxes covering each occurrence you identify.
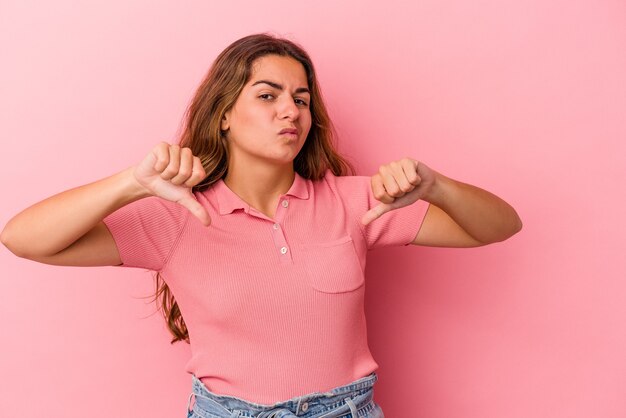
[299,235,364,293]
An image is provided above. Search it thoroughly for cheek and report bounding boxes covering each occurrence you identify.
[232,99,262,126]
[304,114,313,131]
[245,106,274,129]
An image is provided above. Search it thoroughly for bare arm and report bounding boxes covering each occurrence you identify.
[1,142,209,266]
[1,167,150,263]
[361,158,522,247]
[412,174,522,247]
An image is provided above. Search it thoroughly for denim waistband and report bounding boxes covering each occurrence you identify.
[187,372,378,418]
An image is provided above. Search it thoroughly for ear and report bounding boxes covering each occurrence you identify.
[220,111,230,132]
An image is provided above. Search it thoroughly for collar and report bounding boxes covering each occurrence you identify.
[213,171,310,216]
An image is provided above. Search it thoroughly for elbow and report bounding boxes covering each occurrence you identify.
[499,212,523,243]
[480,213,523,246]
[1,224,19,256]
[510,210,523,236]
[1,222,31,259]
[514,216,523,235]
[0,224,8,247]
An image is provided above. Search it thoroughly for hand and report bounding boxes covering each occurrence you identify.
[133,142,211,226]
[361,158,436,226]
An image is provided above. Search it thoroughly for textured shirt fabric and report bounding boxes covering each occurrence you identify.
[102,168,430,404]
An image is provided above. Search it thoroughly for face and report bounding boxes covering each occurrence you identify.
[220,54,312,167]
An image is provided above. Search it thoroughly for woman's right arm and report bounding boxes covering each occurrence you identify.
[1,167,150,266]
[0,142,209,267]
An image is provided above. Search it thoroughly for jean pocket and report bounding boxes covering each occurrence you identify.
[299,235,364,293]
[189,393,233,418]
[189,406,226,418]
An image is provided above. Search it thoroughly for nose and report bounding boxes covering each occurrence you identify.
[278,96,300,120]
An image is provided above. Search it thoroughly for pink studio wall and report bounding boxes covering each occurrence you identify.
[1,1,624,417]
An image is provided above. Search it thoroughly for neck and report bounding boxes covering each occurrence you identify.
[223,157,296,215]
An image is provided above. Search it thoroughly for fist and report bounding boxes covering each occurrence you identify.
[361,158,435,226]
[133,142,211,226]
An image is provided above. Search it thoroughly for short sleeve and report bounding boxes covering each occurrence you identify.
[102,196,189,271]
[333,173,431,250]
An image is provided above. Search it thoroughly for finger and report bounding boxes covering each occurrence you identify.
[401,158,421,187]
[161,145,181,180]
[153,142,171,172]
[183,156,207,188]
[380,164,404,198]
[170,147,193,185]
[392,159,418,193]
[371,174,394,204]
[177,193,211,227]
[360,202,392,226]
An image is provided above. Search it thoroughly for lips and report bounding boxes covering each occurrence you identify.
[279,128,298,135]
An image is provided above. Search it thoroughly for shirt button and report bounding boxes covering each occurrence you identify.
[280,246,288,254]
[301,402,309,412]
[281,200,289,208]
[273,223,279,230]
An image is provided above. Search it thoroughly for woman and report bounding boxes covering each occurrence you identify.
[1,33,522,418]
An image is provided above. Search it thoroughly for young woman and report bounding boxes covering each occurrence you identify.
[1,33,522,418]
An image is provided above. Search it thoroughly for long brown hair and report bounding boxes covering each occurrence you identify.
[151,32,356,344]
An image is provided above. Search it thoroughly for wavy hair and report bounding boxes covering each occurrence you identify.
[150,33,356,344]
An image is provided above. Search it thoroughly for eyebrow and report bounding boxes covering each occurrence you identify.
[251,80,310,95]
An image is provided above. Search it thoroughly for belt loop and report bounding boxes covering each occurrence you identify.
[186,392,195,413]
[344,397,358,417]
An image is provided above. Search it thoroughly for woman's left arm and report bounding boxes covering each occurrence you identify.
[361,158,523,247]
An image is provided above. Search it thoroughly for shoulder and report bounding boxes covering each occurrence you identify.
[314,170,373,215]
[104,196,190,233]
[127,195,189,217]
[320,169,370,193]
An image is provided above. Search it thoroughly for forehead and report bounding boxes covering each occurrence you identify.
[247,55,308,87]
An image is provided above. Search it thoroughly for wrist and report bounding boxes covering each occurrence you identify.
[119,166,153,201]
[421,170,449,206]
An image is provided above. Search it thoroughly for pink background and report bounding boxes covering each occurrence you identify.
[1,1,625,417]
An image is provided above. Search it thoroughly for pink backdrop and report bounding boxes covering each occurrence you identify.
[1,1,625,417]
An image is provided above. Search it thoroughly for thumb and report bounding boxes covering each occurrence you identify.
[360,202,393,226]
[177,193,211,227]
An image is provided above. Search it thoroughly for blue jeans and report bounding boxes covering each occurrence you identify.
[186,372,384,418]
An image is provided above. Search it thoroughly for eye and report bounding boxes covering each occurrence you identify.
[259,93,308,107]
[295,98,309,107]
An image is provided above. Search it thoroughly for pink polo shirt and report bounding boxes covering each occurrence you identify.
[103,168,430,404]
